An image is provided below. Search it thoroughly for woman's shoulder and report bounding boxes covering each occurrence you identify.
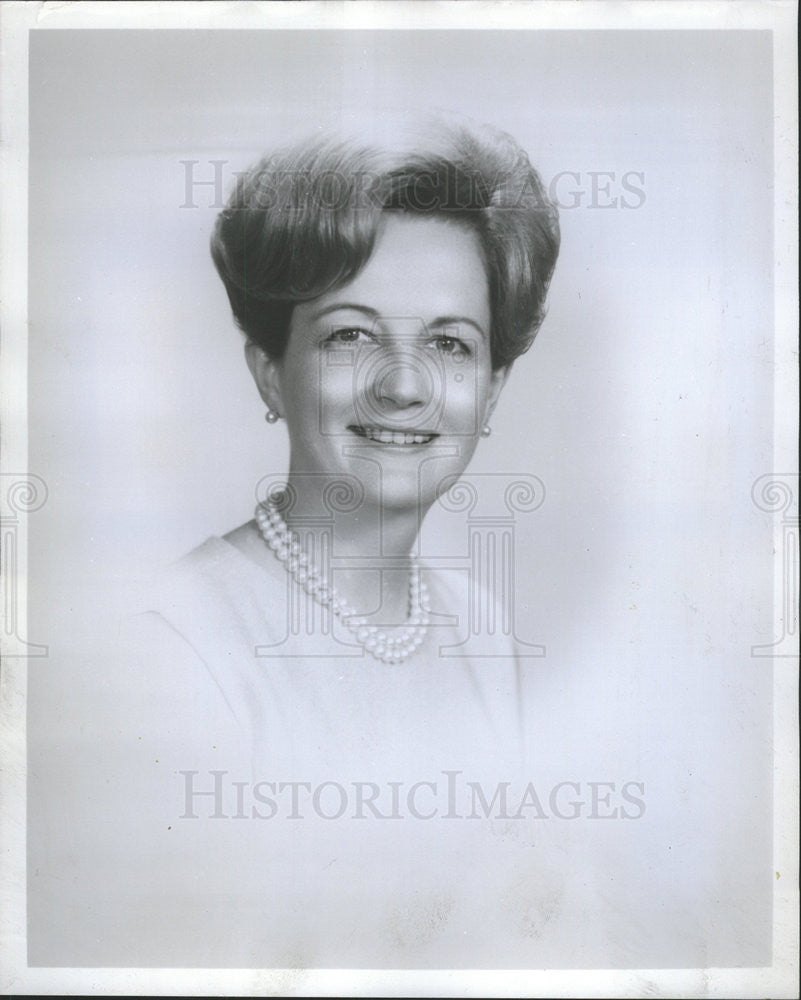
[162,521,282,594]
[115,524,294,729]
[136,523,288,654]
[172,522,260,574]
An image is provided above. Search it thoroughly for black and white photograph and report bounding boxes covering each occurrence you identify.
[0,1,797,995]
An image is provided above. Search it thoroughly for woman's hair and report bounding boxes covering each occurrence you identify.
[210,114,560,370]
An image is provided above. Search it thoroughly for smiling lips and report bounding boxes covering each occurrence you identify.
[349,425,438,446]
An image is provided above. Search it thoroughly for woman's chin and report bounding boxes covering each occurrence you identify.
[375,461,472,514]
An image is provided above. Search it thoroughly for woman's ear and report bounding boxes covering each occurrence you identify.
[486,363,513,419]
[245,341,284,416]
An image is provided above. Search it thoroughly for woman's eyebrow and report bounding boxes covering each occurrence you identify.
[310,303,488,340]
[428,315,488,339]
[310,303,380,322]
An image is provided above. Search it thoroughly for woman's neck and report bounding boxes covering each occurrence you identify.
[280,474,428,624]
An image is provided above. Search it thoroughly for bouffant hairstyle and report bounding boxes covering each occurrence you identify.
[210,116,560,370]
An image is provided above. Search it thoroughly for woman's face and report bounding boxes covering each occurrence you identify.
[252,214,508,513]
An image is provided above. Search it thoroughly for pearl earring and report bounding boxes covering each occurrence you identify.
[265,408,281,424]
[481,423,492,437]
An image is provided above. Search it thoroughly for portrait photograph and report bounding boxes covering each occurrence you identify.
[0,2,797,996]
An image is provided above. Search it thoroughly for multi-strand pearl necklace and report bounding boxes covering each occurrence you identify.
[255,501,430,664]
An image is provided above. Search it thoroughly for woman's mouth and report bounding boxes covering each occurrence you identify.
[348,425,438,446]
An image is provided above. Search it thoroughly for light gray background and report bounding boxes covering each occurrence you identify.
[27,29,774,967]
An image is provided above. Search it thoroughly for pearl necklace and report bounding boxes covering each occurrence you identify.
[255,501,430,664]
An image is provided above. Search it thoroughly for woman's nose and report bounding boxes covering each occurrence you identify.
[372,346,431,409]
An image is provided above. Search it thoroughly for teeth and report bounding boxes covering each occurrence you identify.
[358,427,434,445]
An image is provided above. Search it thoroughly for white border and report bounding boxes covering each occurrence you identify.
[1,2,797,996]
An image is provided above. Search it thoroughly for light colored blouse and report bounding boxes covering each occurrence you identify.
[28,534,713,969]
[143,535,532,776]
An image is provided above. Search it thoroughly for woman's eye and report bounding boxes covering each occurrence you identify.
[326,327,374,345]
[431,335,470,357]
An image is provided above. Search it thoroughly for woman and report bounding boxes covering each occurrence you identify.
[139,118,560,777]
[42,116,571,968]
